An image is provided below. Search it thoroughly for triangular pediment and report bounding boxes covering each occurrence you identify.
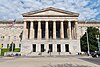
[22,7,79,17]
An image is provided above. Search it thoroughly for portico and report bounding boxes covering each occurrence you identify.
[23,20,78,40]
[21,7,81,56]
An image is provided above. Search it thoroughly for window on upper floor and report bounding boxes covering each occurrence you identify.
[1,36,4,41]
[14,36,16,40]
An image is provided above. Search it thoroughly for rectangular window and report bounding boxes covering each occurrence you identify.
[14,36,16,40]
[1,36,4,41]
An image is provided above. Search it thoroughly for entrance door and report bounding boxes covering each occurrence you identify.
[57,44,61,52]
[33,44,36,52]
[65,44,69,52]
[41,44,44,52]
[49,44,52,52]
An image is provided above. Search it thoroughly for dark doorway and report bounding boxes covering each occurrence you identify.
[65,44,69,52]
[49,44,52,52]
[33,44,36,52]
[57,44,61,52]
[41,44,44,52]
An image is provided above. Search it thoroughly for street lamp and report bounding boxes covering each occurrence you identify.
[85,21,90,56]
[96,34,100,51]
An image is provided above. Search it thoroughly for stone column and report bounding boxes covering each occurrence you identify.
[53,21,56,39]
[75,21,78,39]
[73,25,76,39]
[60,21,64,39]
[68,21,72,39]
[29,21,34,39]
[45,21,49,39]
[37,21,42,39]
[22,21,28,40]
[71,26,74,39]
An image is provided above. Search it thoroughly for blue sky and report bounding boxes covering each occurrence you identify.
[0,0,100,20]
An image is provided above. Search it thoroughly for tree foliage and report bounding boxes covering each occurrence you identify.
[80,27,100,52]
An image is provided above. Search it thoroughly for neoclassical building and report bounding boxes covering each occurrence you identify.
[0,7,100,56]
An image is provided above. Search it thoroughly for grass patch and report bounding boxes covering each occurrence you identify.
[1,48,20,56]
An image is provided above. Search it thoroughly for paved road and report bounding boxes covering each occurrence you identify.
[80,57,100,65]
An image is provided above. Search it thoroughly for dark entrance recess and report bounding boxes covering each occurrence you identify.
[49,44,53,52]
[41,44,44,52]
[65,44,69,52]
[57,44,61,52]
[33,44,36,52]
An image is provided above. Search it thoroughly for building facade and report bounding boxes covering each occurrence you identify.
[0,7,100,56]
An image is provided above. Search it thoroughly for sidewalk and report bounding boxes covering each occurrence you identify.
[0,56,99,67]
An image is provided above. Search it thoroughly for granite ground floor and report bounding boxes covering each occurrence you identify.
[21,39,81,56]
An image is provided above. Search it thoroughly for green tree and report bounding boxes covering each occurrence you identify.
[80,27,100,52]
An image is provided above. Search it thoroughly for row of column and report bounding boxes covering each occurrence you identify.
[23,21,78,40]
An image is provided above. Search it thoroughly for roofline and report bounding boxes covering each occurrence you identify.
[22,7,79,17]
[78,20,100,23]
[0,20,99,22]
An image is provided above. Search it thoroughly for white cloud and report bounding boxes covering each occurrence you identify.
[0,0,99,20]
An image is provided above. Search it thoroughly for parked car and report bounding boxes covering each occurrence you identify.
[91,51,100,58]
